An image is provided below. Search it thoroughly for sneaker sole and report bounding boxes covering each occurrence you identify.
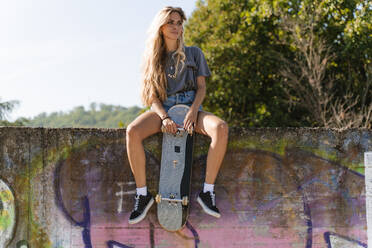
[128,198,154,224]
[197,196,221,218]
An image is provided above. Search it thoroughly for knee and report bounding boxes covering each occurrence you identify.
[126,123,141,141]
[212,121,229,140]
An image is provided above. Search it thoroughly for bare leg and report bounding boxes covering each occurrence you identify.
[126,111,162,188]
[195,111,229,184]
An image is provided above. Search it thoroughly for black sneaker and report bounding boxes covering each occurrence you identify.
[197,191,221,218]
[128,192,154,224]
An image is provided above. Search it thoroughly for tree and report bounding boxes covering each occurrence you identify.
[277,1,372,129]
[0,98,19,120]
[184,0,371,127]
[26,102,141,128]
[0,98,26,126]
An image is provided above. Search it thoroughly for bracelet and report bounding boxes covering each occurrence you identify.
[161,116,170,121]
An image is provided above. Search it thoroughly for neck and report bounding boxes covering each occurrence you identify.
[164,38,178,52]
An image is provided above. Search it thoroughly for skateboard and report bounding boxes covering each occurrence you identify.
[156,104,194,231]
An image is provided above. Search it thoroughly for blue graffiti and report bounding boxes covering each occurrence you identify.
[107,240,132,248]
[324,231,367,248]
[82,196,92,248]
[186,221,200,247]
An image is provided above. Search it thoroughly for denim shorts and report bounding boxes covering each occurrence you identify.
[161,90,203,112]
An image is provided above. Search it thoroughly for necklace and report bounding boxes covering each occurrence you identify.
[167,54,177,79]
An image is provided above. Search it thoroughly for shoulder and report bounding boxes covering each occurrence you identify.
[185,46,204,56]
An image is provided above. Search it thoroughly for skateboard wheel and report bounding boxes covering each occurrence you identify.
[182,196,188,206]
[155,194,161,203]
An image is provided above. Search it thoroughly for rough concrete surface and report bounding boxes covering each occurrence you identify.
[0,127,370,248]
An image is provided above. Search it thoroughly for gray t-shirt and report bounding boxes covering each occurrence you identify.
[165,46,211,95]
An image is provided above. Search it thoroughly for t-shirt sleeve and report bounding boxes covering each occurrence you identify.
[194,47,211,77]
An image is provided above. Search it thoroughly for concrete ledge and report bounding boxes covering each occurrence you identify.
[0,127,371,247]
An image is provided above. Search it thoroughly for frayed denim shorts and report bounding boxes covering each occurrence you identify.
[161,90,203,113]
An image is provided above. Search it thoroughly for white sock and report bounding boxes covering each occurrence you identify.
[136,186,147,196]
[203,183,214,193]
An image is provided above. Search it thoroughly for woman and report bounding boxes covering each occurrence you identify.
[127,6,228,224]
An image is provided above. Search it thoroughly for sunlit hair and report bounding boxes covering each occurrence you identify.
[141,6,187,106]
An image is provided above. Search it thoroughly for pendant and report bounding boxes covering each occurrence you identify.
[168,73,176,79]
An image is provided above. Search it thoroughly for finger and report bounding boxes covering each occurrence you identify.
[166,123,172,133]
[191,122,195,131]
[184,119,190,130]
[186,125,192,134]
[170,122,176,134]
[174,122,178,133]
[187,120,193,131]
[185,122,191,131]
[187,123,193,133]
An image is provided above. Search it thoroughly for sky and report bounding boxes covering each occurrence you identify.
[0,0,198,121]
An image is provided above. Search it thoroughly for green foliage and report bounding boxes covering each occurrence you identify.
[25,103,142,128]
[0,118,29,127]
[184,0,371,127]
[0,97,26,126]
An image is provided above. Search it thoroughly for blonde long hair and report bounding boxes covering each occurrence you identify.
[141,6,187,106]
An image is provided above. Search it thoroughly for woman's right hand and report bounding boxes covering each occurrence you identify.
[162,118,179,134]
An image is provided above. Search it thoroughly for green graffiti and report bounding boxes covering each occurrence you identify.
[0,209,12,231]
[0,189,13,203]
[228,136,291,156]
[0,189,15,231]
[228,135,365,174]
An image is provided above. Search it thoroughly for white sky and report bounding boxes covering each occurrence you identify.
[0,0,197,121]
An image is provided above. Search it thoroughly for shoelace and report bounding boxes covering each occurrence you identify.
[134,195,140,211]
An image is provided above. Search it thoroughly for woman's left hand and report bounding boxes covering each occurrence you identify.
[184,108,198,133]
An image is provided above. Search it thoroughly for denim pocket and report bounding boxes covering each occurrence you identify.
[162,95,176,108]
[161,90,202,112]
[182,91,196,103]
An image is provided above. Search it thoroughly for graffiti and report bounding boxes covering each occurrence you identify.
[53,142,199,247]
[107,240,132,248]
[0,179,16,248]
[16,240,29,248]
[115,182,136,214]
[0,128,370,247]
[324,232,367,248]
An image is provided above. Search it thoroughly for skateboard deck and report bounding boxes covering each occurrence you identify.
[156,104,194,231]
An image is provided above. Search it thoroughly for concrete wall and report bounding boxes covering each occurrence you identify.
[0,127,370,248]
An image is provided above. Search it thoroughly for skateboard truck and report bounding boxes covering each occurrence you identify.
[155,194,189,206]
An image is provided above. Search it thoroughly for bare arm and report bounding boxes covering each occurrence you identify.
[184,76,206,131]
[190,75,206,112]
